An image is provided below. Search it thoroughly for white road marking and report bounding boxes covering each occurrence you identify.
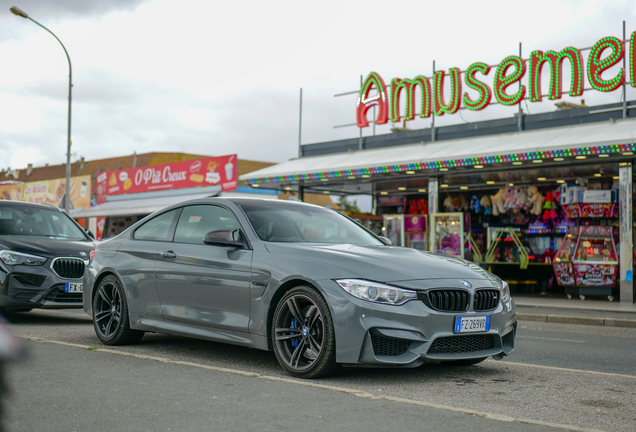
[517,335,586,343]
[21,336,610,432]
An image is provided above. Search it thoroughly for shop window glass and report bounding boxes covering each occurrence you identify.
[134,209,179,241]
[173,205,240,245]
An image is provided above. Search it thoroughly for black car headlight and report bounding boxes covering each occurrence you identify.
[0,250,47,266]
[336,279,417,305]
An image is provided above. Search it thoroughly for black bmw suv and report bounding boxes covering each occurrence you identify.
[0,201,96,314]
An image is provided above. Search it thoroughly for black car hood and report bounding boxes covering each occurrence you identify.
[0,235,95,259]
[264,243,498,284]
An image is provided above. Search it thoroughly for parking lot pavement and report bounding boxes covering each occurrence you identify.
[4,339,560,432]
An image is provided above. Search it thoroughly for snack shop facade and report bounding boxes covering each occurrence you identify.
[241,32,636,303]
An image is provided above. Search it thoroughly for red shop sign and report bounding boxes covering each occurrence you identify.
[99,155,237,196]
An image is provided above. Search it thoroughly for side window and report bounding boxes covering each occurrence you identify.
[134,209,179,241]
[174,205,240,245]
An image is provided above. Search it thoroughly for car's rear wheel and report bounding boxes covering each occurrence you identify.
[93,275,144,345]
[272,286,339,379]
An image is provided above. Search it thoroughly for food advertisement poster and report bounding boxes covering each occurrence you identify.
[23,175,92,210]
[0,182,24,201]
[99,155,237,196]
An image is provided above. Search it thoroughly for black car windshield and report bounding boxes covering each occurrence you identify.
[0,204,88,240]
[239,202,383,245]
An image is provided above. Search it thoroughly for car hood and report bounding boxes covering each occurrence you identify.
[264,243,499,284]
[0,235,95,259]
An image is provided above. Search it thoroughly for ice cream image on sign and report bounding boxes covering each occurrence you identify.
[225,156,235,181]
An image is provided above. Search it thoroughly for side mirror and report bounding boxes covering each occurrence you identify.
[379,236,392,245]
[203,229,245,248]
[85,228,95,239]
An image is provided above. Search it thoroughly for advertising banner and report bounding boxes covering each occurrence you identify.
[23,175,92,210]
[0,182,24,201]
[99,155,237,196]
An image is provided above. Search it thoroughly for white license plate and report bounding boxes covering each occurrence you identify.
[65,283,83,293]
[454,316,490,333]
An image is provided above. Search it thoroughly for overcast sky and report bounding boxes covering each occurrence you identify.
[2,0,636,171]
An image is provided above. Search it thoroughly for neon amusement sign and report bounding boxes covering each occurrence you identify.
[356,33,636,127]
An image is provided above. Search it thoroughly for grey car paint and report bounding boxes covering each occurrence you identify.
[84,197,516,367]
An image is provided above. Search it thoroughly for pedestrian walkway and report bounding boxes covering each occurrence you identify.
[513,295,636,328]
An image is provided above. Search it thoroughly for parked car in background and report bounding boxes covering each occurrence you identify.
[84,198,516,378]
[0,201,96,314]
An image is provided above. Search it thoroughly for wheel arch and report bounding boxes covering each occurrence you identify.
[265,278,326,350]
[91,270,124,309]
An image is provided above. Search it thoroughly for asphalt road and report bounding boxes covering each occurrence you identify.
[3,309,636,432]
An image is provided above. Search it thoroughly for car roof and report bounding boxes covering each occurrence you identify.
[0,200,61,211]
[186,196,327,210]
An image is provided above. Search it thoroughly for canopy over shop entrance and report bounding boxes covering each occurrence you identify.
[240,116,636,193]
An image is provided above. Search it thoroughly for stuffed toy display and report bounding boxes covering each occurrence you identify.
[480,195,492,215]
[513,187,529,211]
[526,186,545,215]
[542,191,558,220]
[490,188,506,216]
[503,186,516,210]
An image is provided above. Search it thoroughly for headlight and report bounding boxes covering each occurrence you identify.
[0,250,46,266]
[501,281,511,302]
[336,279,417,305]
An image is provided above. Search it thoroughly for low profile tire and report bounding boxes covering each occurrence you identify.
[443,357,488,366]
[272,286,339,379]
[93,275,144,345]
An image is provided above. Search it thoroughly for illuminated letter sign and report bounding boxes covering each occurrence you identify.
[529,48,583,101]
[390,76,432,122]
[494,56,526,106]
[356,72,389,127]
[587,36,624,92]
[463,62,492,111]
[434,68,462,115]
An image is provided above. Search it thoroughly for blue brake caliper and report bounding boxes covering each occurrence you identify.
[290,318,299,348]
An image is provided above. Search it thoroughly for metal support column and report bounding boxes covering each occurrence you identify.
[431,61,436,142]
[298,183,305,203]
[619,163,633,303]
[623,21,627,119]
[298,88,303,158]
[359,75,364,150]
[518,42,523,131]
[428,178,439,252]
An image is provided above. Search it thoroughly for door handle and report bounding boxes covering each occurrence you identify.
[161,250,177,259]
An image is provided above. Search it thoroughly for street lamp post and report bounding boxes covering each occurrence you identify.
[10,6,73,215]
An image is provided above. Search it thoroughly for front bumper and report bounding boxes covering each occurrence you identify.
[0,265,84,310]
[318,279,516,367]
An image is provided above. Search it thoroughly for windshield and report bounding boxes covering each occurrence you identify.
[0,204,88,240]
[239,202,383,245]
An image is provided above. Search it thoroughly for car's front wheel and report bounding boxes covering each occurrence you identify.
[272,286,339,379]
[93,275,144,345]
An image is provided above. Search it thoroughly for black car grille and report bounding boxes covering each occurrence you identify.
[371,334,412,356]
[51,258,85,279]
[423,290,469,312]
[474,290,499,311]
[427,335,495,355]
[12,273,46,287]
[44,287,82,303]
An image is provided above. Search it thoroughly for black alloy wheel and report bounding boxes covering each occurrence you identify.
[92,275,144,345]
[272,286,338,379]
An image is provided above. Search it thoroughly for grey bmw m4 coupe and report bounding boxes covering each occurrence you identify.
[84,198,516,378]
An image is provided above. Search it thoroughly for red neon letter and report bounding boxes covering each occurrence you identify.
[529,48,583,102]
[434,68,462,116]
[630,32,636,88]
[494,56,526,106]
[587,37,624,92]
[356,72,389,128]
[463,62,492,111]
[390,76,432,122]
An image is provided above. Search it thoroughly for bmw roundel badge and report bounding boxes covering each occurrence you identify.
[79,251,88,257]
[460,280,471,288]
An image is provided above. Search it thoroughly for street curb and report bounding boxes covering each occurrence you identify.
[517,313,636,328]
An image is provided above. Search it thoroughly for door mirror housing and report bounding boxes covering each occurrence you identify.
[379,236,392,245]
[84,228,95,239]
[203,229,245,248]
